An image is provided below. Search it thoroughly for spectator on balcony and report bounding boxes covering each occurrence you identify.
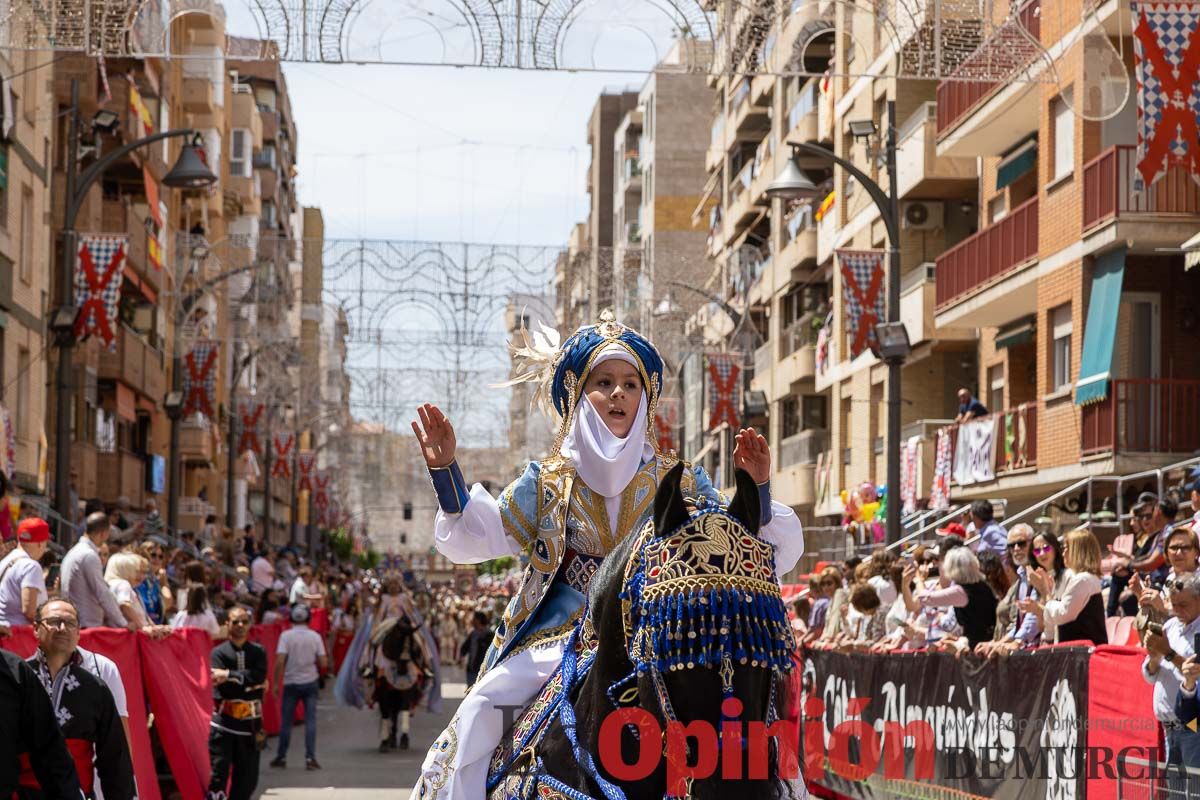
[968,500,1008,559]
[1023,529,1107,646]
[61,512,128,630]
[954,389,989,423]
[0,518,50,627]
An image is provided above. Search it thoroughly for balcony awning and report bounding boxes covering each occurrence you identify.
[1182,230,1200,270]
[1075,246,1126,406]
[995,315,1036,349]
[996,138,1037,190]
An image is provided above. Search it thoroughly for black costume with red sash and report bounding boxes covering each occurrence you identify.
[18,650,133,800]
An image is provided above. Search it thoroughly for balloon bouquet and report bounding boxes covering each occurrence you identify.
[841,481,888,547]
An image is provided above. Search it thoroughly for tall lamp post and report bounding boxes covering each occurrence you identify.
[767,99,911,545]
[53,78,217,540]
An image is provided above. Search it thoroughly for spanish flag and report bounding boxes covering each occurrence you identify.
[148,233,163,271]
[814,190,836,222]
[128,78,155,138]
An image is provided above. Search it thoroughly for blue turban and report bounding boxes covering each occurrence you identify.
[550,311,664,423]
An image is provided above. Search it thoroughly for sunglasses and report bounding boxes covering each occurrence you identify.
[38,617,79,630]
[1168,580,1190,592]
[229,618,250,626]
[1168,544,1197,553]
[1135,512,1154,520]
[1007,540,1030,550]
[1033,545,1053,556]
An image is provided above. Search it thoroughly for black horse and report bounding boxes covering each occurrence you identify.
[488,464,799,800]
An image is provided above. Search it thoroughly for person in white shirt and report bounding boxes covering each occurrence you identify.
[250,552,275,593]
[170,582,222,638]
[289,566,323,605]
[1145,573,1200,790]
[270,604,327,770]
[0,518,51,626]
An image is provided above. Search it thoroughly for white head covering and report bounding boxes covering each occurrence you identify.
[560,345,655,499]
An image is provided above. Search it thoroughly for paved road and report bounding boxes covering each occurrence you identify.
[257,666,466,800]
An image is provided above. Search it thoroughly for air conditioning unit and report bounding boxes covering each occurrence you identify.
[902,201,944,231]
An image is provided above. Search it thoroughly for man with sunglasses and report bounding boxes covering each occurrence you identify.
[21,599,133,800]
[976,524,1042,657]
[208,606,267,800]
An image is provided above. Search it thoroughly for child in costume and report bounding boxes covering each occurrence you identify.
[409,311,805,800]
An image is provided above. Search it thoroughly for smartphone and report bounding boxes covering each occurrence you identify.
[1193,632,1200,657]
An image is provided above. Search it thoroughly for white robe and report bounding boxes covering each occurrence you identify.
[411,479,805,800]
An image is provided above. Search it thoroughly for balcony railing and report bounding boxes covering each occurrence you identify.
[1083,145,1200,231]
[935,196,1038,309]
[788,82,819,132]
[780,429,830,467]
[780,313,821,358]
[623,156,641,182]
[754,341,771,376]
[935,0,1041,136]
[1081,380,1200,456]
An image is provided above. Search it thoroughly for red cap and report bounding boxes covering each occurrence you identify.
[936,522,967,537]
[18,517,50,543]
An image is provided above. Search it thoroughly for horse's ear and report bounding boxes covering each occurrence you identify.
[654,462,690,537]
[726,468,761,536]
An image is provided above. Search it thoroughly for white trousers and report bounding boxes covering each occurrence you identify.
[411,642,563,800]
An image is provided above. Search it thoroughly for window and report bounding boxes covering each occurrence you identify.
[262,200,277,228]
[230,129,251,177]
[19,185,31,284]
[1050,303,1072,392]
[96,409,116,453]
[781,396,801,439]
[802,394,828,431]
[988,194,1007,224]
[16,347,28,440]
[1052,91,1074,182]
[988,364,1005,412]
[0,145,9,230]
[403,502,412,521]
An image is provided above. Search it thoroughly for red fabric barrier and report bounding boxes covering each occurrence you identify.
[0,625,37,656]
[249,621,285,735]
[81,628,161,800]
[1088,644,1158,800]
[140,629,213,800]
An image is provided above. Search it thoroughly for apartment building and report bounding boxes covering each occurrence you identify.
[611,45,714,394]
[0,48,54,494]
[50,51,174,519]
[690,0,1200,532]
[928,0,1200,514]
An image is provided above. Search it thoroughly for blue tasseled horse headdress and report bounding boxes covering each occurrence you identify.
[619,464,795,700]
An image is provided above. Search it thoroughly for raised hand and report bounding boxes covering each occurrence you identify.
[733,427,771,484]
[412,404,457,468]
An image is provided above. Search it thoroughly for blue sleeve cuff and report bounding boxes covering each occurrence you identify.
[429,461,471,514]
[758,480,773,526]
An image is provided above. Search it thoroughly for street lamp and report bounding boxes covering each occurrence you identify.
[53,79,217,541]
[771,100,906,546]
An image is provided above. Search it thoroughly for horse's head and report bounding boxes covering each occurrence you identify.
[576,463,795,800]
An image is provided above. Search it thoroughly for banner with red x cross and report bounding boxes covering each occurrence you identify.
[654,397,679,453]
[237,400,264,455]
[74,235,127,351]
[313,471,331,510]
[706,353,741,431]
[838,249,886,358]
[1132,2,1200,192]
[181,340,218,419]
[297,452,316,493]
[272,434,294,480]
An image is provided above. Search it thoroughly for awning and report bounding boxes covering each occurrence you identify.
[996,138,1038,190]
[1075,246,1126,405]
[1182,230,1200,270]
[995,316,1036,349]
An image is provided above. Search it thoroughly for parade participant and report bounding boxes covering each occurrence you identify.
[410,311,804,800]
[369,610,430,752]
[458,610,491,689]
[208,607,267,800]
[1,647,82,800]
[330,592,357,675]
[22,599,134,800]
